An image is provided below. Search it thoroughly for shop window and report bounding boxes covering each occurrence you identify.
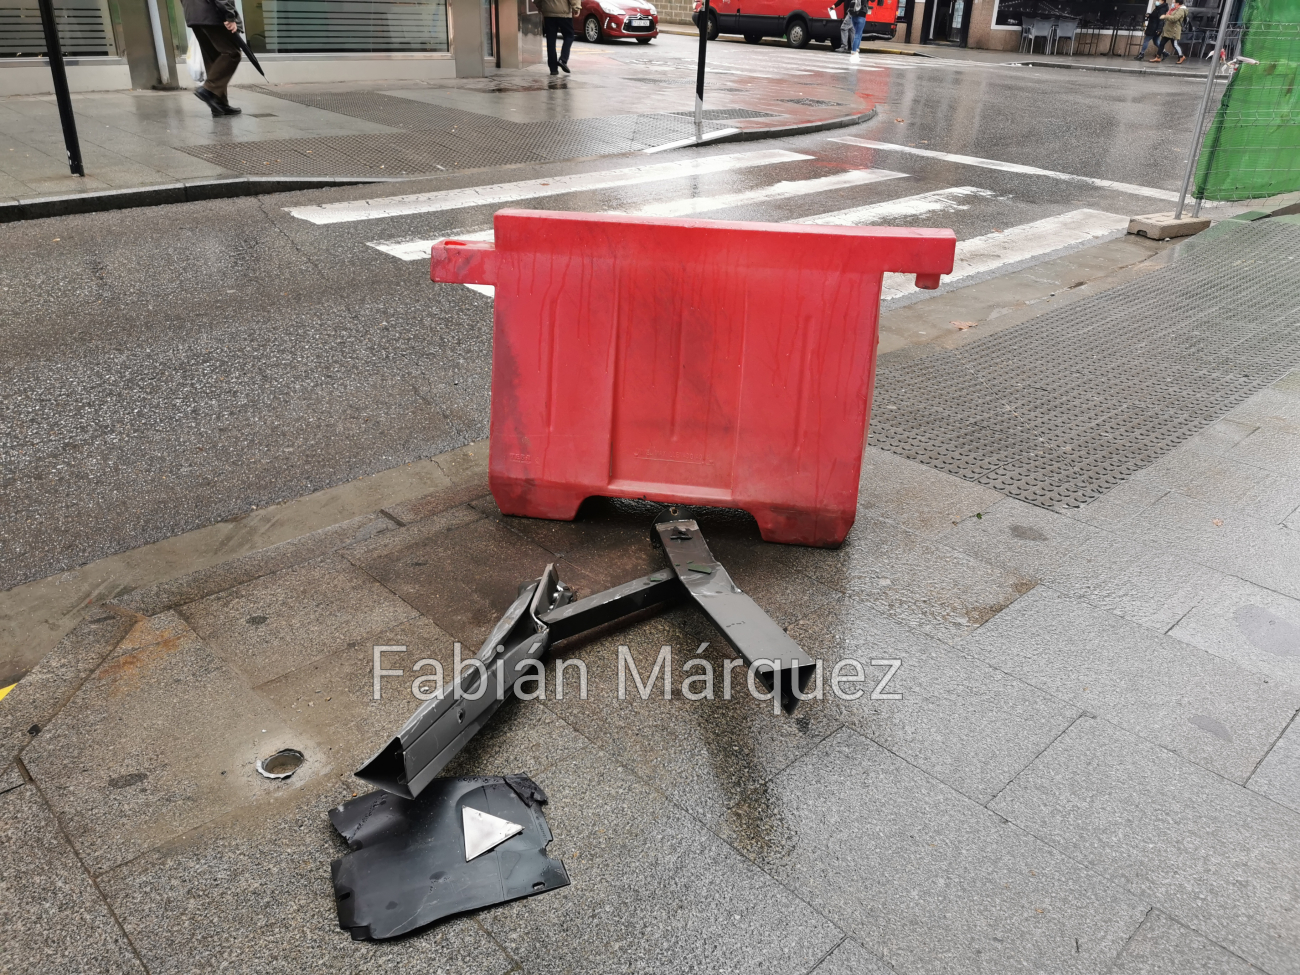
[252,0,449,52]
[0,0,118,56]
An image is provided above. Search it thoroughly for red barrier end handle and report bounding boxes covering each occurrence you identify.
[914,273,942,290]
[431,240,499,286]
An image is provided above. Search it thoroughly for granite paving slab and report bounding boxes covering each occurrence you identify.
[1247,715,1300,816]
[990,717,1300,975]
[477,745,844,975]
[97,777,517,975]
[22,612,326,875]
[772,513,1035,642]
[544,609,841,826]
[790,596,1080,804]
[179,552,420,687]
[1168,574,1300,690]
[966,586,1300,783]
[0,780,144,975]
[719,728,1148,975]
[1108,910,1263,975]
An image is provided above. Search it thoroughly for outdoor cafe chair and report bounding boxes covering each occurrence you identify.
[1021,17,1055,53]
[1051,17,1079,54]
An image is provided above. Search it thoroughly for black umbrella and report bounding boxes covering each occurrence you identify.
[232,28,266,77]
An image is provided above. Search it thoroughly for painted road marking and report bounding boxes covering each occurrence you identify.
[367,169,907,257]
[879,208,1130,300]
[796,185,997,225]
[0,683,14,703]
[628,168,908,217]
[287,149,812,224]
[831,138,1181,202]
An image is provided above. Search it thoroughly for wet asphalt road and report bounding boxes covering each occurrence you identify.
[0,36,1214,590]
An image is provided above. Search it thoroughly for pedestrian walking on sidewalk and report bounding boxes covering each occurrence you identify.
[540,0,581,75]
[1151,0,1188,63]
[1135,0,1167,60]
[182,0,244,115]
[835,0,869,59]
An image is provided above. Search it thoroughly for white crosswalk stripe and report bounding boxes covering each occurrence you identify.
[831,137,1181,202]
[287,149,811,224]
[794,186,996,225]
[627,168,907,217]
[879,208,1130,301]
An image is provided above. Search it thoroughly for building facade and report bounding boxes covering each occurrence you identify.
[0,0,542,95]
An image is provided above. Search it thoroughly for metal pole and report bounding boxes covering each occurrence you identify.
[37,0,84,177]
[695,0,710,143]
[1174,0,1232,218]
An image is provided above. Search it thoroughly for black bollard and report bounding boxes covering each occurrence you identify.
[37,0,85,177]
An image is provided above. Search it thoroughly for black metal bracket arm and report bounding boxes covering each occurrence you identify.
[356,508,814,799]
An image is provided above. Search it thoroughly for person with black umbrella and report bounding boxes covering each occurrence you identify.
[183,0,246,116]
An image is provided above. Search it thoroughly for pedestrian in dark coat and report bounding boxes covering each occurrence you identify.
[538,0,581,75]
[1135,0,1167,60]
[182,0,243,115]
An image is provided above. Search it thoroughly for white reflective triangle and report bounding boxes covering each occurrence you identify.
[462,806,525,861]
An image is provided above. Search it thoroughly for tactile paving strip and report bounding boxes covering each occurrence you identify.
[868,218,1300,510]
[180,90,728,176]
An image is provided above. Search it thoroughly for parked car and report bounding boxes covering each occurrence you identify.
[692,0,897,48]
[576,0,659,43]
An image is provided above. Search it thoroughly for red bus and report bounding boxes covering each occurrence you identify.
[693,0,898,48]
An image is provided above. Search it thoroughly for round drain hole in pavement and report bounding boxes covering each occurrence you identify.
[256,749,305,779]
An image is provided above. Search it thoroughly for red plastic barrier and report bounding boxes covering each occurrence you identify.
[432,208,955,547]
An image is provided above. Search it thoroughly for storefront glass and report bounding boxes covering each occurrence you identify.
[0,0,118,56]
[244,0,449,52]
[992,0,1145,27]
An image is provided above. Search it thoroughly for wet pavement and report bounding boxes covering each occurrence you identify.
[4,27,1300,974]
[2,358,1299,973]
[0,39,1226,597]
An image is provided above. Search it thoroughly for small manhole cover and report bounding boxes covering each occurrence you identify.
[257,749,305,779]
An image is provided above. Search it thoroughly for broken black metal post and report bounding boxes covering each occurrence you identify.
[37,0,84,177]
[694,0,710,143]
[357,508,815,800]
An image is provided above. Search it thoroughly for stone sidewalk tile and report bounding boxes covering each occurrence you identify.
[1247,716,1300,816]
[22,612,326,875]
[97,777,517,975]
[810,938,898,975]
[1108,911,1259,975]
[0,763,23,794]
[1224,427,1300,481]
[790,597,1080,804]
[1168,574,1300,690]
[544,609,841,826]
[1121,491,1300,601]
[341,503,485,566]
[772,513,1035,643]
[107,512,393,618]
[471,493,671,594]
[856,446,1004,539]
[719,728,1149,975]
[937,497,1102,580]
[0,779,145,975]
[478,745,844,975]
[382,439,491,524]
[178,552,420,687]
[1038,530,1224,634]
[1066,476,1169,529]
[0,613,133,768]
[966,587,1300,783]
[989,717,1300,975]
[256,614,458,773]
[348,507,605,651]
[1129,443,1300,526]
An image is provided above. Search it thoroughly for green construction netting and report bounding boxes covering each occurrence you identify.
[1193,0,1300,201]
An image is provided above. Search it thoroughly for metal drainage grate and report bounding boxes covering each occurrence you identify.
[868,217,1300,510]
